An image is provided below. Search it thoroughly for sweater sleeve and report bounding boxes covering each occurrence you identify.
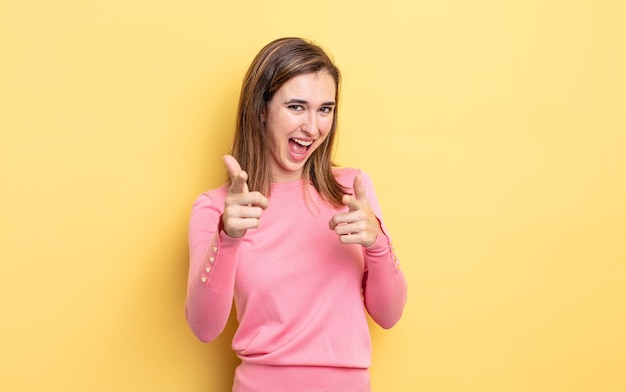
[359,172,408,329]
[185,190,242,343]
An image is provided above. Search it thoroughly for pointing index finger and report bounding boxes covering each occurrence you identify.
[224,155,242,178]
[223,155,248,194]
[353,173,367,201]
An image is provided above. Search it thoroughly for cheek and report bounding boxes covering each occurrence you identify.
[267,115,288,141]
[319,117,334,136]
[271,113,297,135]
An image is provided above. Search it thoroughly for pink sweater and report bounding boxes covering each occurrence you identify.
[186,168,408,391]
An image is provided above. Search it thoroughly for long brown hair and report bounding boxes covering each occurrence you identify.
[230,37,346,206]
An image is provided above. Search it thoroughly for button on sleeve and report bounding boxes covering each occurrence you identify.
[200,238,220,287]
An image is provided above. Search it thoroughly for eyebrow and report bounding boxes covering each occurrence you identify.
[283,98,336,106]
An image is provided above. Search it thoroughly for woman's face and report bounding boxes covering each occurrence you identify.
[262,71,336,183]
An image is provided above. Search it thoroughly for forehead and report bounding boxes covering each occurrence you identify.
[274,71,336,100]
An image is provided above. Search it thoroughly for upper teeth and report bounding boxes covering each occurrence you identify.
[292,138,313,146]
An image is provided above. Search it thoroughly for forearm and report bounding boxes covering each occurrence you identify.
[185,228,241,342]
[186,192,241,342]
[362,234,408,329]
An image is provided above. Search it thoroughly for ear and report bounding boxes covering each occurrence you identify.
[260,107,266,122]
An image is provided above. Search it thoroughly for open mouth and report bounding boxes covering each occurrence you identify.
[289,138,314,156]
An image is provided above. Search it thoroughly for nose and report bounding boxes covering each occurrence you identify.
[300,110,318,135]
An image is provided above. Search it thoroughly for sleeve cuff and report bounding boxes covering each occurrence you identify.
[363,233,391,257]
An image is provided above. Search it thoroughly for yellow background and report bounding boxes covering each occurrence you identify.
[1,0,625,391]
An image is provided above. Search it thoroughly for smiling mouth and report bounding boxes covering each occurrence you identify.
[289,138,313,155]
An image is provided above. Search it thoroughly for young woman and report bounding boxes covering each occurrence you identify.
[186,37,408,391]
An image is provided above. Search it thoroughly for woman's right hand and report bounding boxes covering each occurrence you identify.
[221,155,268,238]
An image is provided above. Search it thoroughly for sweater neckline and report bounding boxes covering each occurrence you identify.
[270,178,305,191]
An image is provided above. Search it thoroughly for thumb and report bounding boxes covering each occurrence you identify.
[342,173,367,211]
[353,173,367,201]
[223,155,249,194]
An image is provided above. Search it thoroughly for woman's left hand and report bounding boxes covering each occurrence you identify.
[329,174,383,247]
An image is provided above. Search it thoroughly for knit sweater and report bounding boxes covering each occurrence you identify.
[185,168,408,391]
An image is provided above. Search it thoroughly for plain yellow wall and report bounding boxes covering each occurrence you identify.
[1,1,625,391]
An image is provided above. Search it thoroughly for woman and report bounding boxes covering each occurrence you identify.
[186,37,408,391]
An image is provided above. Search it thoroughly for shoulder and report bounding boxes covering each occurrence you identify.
[192,184,229,213]
[333,167,374,190]
[333,166,360,187]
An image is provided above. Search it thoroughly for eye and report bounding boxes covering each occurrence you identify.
[288,104,305,112]
[319,106,334,114]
